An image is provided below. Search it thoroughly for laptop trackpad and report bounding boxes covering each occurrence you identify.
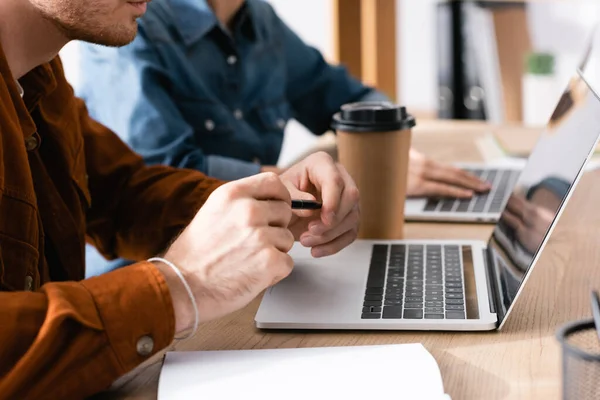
[263,249,370,322]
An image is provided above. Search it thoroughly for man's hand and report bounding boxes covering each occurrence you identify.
[502,194,554,253]
[261,165,283,174]
[278,152,360,259]
[407,149,491,198]
[155,172,296,332]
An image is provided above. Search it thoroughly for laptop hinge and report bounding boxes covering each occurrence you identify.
[482,248,497,315]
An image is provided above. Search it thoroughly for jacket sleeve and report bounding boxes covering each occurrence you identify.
[78,95,226,261]
[0,262,176,399]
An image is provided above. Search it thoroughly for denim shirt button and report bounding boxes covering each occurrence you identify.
[227,55,237,65]
[204,119,215,131]
[276,119,286,129]
[233,109,243,120]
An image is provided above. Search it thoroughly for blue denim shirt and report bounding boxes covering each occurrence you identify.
[76,0,387,276]
[76,0,386,181]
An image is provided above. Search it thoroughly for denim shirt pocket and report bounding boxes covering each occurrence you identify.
[175,99,235,137]
[255,101,291,133]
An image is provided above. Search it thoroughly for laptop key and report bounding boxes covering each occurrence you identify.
[384,299,403,306]
[361,313,381,319]
[425,295,443,301]
[446,287,463,293]
[407,291,424,297]
[424,199,439,212]
[364,294,383,301]
[366,287,384,295]
[426,279,443,285]
[440,199,455,212]
[425,307,444,313]
[404,302,423,309]
[426,301,443,307]
[445,282,462,288]
[446,312,465,319]
[425,290,443,296]
[446,293,464,299]
[386,276,404,282]
[425,314,444,319]
[382,306,404,319]
[405,297,423,303]
[363,301,382,307]
[385,292,404,300]
[446,299,464,305]
[363,306,382,313]
[456,199,471,212]
[403,309,423,319]
[446,304,464,310]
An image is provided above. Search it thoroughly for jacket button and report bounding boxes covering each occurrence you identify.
[276,119,286,129]
[24,275,33,291]
[24,135,39,151]
[233,109,243,120]
[136,335,154,356]
[204,119,215,131]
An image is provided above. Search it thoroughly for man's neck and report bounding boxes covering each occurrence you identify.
[0,0,68,79]
[207,0,245,31]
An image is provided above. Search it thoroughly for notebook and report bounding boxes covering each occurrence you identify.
[158,343,451,400]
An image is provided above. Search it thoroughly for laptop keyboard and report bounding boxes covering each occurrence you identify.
[423,168,520,214]
[361,244,466,320]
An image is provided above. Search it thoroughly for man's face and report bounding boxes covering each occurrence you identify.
[29,0,149,47]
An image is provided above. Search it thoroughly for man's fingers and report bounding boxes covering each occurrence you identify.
[502,209,524,231]
[425,164,490,192]
[304,155,345,226]
[282,180,319,219]
[263,200,294,228]
[309,162,358,235]
[300,206,359,248]
[310,228,358,258]
[232,172,291,203]
[420,181,473,199]
[254,226,295,253]
[505,195,527,219]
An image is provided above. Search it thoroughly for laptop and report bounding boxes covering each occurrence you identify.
[404,164,523,223]
[255,42,600,331]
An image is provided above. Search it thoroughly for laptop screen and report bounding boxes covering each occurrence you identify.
[488,67,600,326]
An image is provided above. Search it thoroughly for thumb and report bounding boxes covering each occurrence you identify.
[283,181,318,218]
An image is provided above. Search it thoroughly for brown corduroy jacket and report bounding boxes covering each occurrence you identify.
[0,43,224,399]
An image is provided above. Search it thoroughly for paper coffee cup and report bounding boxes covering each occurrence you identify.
[331,102,416,239]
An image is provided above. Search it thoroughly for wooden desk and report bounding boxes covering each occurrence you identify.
[102,121,600,400]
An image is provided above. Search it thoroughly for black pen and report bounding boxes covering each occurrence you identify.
[291,199,322,210]
[591,290,600,343]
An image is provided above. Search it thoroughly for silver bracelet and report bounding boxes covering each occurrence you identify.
[148,257,199,340]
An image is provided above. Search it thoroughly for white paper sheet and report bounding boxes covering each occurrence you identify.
[158,343,450,400]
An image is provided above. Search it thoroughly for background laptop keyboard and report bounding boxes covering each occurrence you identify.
[423,168,520,214]
[361,244,466,320]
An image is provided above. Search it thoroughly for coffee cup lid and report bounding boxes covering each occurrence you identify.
[331,101,416,133]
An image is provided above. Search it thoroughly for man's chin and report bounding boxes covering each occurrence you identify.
[69,23,138,48]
